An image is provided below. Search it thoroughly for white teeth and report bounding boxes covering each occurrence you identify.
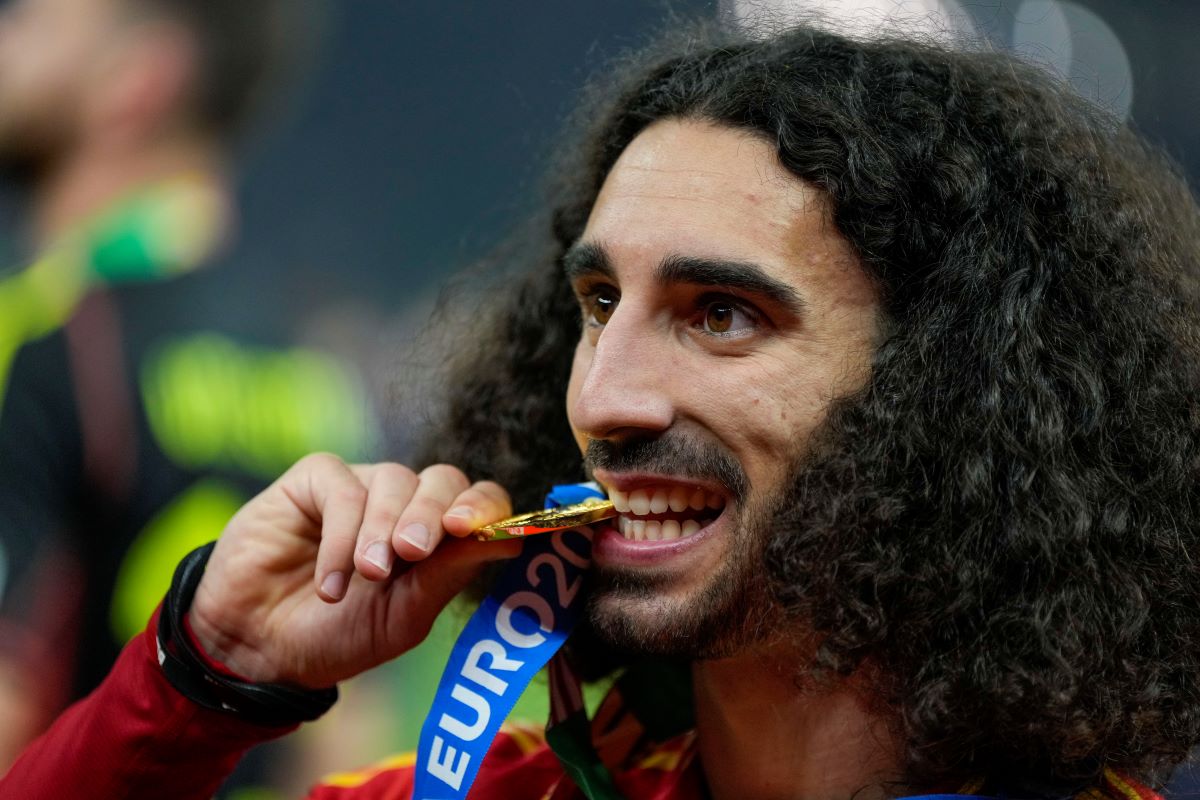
[629,490,651,516]
[607,481,724,543]
[607,485,725,513]
[615,514,706,541]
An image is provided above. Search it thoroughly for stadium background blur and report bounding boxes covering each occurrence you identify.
[0,0,1196,796]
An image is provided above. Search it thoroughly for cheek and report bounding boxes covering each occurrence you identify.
[671,366,789,486]
[736,339,876,481]
[717,386,797,470]
[709,357,840,485]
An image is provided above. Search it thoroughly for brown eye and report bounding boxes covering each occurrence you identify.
[592,292,617,325]
[704,302,735,333]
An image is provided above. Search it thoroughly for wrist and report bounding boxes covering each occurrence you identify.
[157,543,338,727]
[182,613,261,683]
[186,593,278,684]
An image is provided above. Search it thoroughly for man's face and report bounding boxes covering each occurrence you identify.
[565,118,880,656]
[0,0,119,177]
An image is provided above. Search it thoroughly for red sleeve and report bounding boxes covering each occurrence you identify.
[0,608,296,799]
[301,726,564,800]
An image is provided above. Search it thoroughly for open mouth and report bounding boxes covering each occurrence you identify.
[606,484,726,542]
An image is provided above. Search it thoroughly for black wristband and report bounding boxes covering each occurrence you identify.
[156,542,338,727]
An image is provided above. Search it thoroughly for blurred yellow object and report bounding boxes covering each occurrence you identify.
[140,332,375,479]
[0,174,227,409]
[108,478,245,643]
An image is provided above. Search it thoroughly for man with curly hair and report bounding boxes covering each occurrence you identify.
[5,19,1200,800]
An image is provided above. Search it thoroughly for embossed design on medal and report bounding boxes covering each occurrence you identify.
[472,498,616,541]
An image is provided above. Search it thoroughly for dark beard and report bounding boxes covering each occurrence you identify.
[582,432,778,659]
[586,504,777,659]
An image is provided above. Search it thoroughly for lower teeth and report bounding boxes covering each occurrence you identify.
[618,517,708,541]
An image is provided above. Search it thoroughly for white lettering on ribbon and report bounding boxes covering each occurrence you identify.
[438,684,492,741]
[525,553,582,609]
[461,638,523,696]
[496,590,554,649]
[427,734,470,791]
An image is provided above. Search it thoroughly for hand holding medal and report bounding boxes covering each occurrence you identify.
[179,453,607,799]
[186,455,526,689]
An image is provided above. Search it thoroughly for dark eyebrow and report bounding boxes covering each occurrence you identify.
[656,254,806,316]
[562,241,615,283]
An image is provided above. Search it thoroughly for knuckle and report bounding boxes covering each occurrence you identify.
[407,495,450,521]
[375,461,418,487]
[418,463,470,491]
[322,526,358,546]
[333,484,368,507]
[472,481,511,504]
[364,509,399,532]
[456,487,493,509]
[299,451,340,470]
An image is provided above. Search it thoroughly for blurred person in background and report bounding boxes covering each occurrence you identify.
[0,0,373,778]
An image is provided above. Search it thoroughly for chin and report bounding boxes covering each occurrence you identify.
[585,565,770,660]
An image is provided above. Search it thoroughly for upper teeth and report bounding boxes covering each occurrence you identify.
[608,486,724,514]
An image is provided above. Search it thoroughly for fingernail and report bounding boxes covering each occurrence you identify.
[445,506,475,522]
[398,522,431,551]
[321,571,346,600]
[364,541,392,572]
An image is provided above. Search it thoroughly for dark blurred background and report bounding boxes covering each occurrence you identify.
[5,0,1194,400]
[125,0,1200,332]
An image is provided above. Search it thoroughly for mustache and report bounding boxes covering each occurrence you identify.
[585,433,749,502]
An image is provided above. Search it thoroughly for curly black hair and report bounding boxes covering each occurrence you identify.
[421,19,1200,795]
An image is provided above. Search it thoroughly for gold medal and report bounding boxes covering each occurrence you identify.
[473,497,616,541]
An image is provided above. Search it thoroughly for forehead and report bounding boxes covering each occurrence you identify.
[582,118,867,303]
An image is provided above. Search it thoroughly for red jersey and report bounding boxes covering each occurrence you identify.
[0,613,1166,800]
[309,699,705,799]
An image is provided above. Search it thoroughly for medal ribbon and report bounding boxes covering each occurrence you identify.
[412,483,605,800]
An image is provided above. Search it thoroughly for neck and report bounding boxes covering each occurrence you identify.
[693,646,903,800]
[32,135,226,247]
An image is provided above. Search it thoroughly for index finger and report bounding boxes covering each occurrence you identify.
[277,453,369,602]
[440,481,513,537]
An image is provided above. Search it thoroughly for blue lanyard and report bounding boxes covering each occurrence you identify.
[412,483,603,800]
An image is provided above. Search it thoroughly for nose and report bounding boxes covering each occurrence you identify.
[570,306,676,441]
